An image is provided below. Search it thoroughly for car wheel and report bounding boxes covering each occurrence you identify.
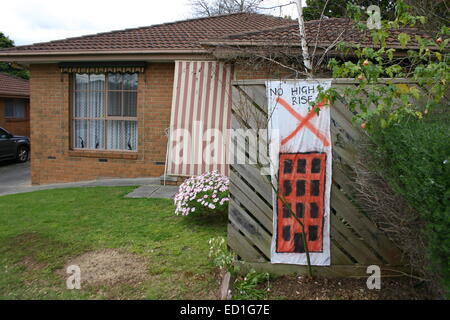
[16,146,29,163]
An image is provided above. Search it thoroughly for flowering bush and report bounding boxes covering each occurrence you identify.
[174,171,230,216]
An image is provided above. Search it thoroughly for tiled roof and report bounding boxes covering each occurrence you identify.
[0,73,29,97]
[0,13,292,54]
[0,14,433,58]
[206,18,435,49]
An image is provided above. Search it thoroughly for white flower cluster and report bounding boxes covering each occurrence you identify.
[174,171,230,216]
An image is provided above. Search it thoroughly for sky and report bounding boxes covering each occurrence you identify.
[0,0,301,46]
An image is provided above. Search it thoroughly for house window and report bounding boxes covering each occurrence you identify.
[5,99,26,119]
[72,73,138,151]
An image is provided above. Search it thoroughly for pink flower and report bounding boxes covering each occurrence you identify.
[174,171,230,216]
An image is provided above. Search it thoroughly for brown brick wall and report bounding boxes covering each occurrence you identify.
[29,63,174,185]
[29,60,308,185]
[0,97,30,137]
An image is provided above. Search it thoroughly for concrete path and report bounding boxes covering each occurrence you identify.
[0,176,166,197]
[0,160,178,199]
[125,185,179,199]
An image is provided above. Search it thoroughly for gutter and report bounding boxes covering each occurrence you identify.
[0,48,209,56]
[0,49,213,64]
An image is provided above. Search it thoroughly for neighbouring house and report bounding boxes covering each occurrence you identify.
[0,13,432,185]
[0,73,30,137]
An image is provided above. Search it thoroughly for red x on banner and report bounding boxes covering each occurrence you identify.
[275,97,331,147]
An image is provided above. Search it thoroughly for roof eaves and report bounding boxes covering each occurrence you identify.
[0,92,30,98]
[0,48,210,56]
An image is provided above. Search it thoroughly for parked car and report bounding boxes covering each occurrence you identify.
[0,127,30,162]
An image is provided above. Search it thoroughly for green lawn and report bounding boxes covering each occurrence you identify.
[0,187,226,299]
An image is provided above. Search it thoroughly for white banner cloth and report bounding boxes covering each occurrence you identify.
[267,80,332,266]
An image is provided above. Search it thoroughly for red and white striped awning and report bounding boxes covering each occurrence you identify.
[166,61,232,177]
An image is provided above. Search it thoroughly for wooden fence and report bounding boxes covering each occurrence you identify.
[228,79,408,277]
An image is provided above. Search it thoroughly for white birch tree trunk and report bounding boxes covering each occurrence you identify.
[295,0,313,76]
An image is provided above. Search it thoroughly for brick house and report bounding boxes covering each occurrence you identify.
[0,13,432,185]
[0,73,30,137]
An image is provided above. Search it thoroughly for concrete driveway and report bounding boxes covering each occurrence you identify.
[0,161,31,195]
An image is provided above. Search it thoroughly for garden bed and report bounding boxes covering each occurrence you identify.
[264,275,430,300]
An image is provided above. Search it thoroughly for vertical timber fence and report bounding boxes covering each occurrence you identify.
[228,79,409,277]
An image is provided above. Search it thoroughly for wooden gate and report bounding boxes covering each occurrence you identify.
[228,79,406,277]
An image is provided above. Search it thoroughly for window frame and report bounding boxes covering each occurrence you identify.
[4,98,27,120]
[70,73,138,152]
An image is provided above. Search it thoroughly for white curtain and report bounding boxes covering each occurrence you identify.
[106,120,137,151]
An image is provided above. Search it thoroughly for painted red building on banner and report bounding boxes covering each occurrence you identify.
[277,152,326,253]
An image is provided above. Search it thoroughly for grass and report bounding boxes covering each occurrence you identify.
[0,186,226,299]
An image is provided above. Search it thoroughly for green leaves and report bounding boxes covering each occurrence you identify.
[369,115,450,295]
[0,32,14,48]
[208,236,236,272]
[0,32,29,80]
[385,64,402,77]
[371,28,389,47]
[233,269,270,300]
[398,32,411,48]
[386,48,395,61]
[418,16,426,25]
[409,86,421,100]
[346,3,363,22]
[316,0,449,131]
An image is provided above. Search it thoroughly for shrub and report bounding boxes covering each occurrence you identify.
[233,269,271,300]
[368,111,450,297]
[208,236,236,271]
[174,171,230,216]
[207,236,270,299]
